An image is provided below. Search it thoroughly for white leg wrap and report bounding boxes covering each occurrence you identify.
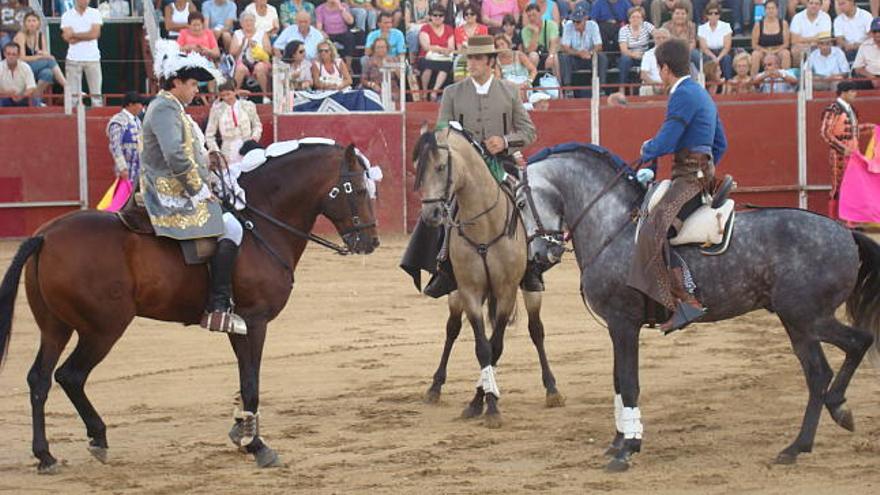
[476,365,500,398]
[614,394,624,432]
[620,407,643,440]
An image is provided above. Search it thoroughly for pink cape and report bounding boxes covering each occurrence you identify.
[96,178,133,213]
[839,126,880,223]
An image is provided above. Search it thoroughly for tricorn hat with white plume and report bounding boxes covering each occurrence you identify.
[153,39,224,84]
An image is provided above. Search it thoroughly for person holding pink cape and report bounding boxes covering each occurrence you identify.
[99,92,145,212]
[839,124,880,226]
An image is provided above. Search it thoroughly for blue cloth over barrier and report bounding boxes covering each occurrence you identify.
[292,89,385,113]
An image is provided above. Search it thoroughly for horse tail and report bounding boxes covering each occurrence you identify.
[846,231,880,366]
[0,236,43,369]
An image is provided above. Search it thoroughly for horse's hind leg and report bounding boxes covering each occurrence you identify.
[815,317,874,432]
[522,290,565,408]
[54,328,126,464]
[425,292,464,404]
[776,323,833,464]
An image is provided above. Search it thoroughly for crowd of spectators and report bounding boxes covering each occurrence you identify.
[0,0,879,107]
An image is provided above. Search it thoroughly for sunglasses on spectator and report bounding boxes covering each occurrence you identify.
[319,48,330,52]
[707,11,720,15]
[430,13,444,17]
[464,11,476,16]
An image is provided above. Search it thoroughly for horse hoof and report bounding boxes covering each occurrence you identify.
[254,445,282,468]
[461,405,483,420]
[88,445,108,464]
[604,445,621,457]
[545,391,566,408]
[484,412,503,429]
[37,460,60,475]
[605,458,630,473]
[831,404,855,432]
[775,452,798,465]
[424,389,441,405]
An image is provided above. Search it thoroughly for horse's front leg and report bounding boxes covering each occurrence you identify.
[459,293,500,427]
[522,290,565,407]
[425,292,464,404]
[228,320,281,468]
[606,318,643,472]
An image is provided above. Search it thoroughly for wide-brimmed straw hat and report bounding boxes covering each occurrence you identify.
[459,35,499,56]
[816,32,834,42]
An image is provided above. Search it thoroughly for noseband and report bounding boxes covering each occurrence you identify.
[515,165,566,250]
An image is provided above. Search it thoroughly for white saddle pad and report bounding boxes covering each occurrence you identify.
[644,179,735,247]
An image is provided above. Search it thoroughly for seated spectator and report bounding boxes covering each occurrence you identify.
[455,4,489,48]
[750,0,790,75]
[1,0,28,51]
[316,0,356,66]
[590,0,631,54]
[406,0,431,62]
[482,0,520,32]
[494,34,537,92]
[360,37,401,106]
[786,0,829,19]
[650,0,692,28]
[754,51,798,92]
[789,0,830,66]
[661,1,700,67]
[178,12,221,61]
[201,0,237,51]
[809,33,850,90]
[852,18,880,89]
[348,0,377,33]
[499,13,524,51]
[724,51,755,94]
[274,11,326,61]
[0,42,35,106]
[639,27,670,95]
[702,58,724,93]
[245,0,280,38]
[532,0,562,24]
[206,81,263,166]
[558,7,607,97]
[311,40,353,90]
[375,0,402,26]
[230,12,273,100]
[418,5,455,100]
[366,11,406,59]
[697,1,732,79]
[164,0,196,39]
[280,0,316,28]
[14,12,66,106]
[618,6,654,92]
[284,40,314,90]
[833,0,873,61]
[522,3,559,76]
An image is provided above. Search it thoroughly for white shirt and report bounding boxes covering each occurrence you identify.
[244,3,279,35]
[670,75,689,94]
[832,8,873,45]
[61,7,103,61]
[472,74,494,95]
[808,46,850,77]
[0,60,36,95]
[697,21,732,50]
[640,47,660,83]
[789,10,832,40]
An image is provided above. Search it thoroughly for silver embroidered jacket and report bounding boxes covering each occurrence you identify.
[139,91,224,240]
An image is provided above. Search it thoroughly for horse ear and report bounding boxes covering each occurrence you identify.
[343,144,358,170]
[419,121,429,135]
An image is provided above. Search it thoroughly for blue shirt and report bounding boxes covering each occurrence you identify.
[561,19,603,51]
[201,0,237,31]
[641,76,727,163]
[530,0,558,22]
[273,25,326,60]
[365,28,407,57]
[590,0,631,23]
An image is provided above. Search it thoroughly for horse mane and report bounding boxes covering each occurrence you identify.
[529,144,646,199]
[413,131,438,190]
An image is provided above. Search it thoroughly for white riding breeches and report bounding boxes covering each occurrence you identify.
[220,212,243,246]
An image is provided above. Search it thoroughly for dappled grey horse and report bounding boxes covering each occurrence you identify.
[515,147,880,472]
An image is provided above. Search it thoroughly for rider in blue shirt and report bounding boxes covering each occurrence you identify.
[628,37,727,334]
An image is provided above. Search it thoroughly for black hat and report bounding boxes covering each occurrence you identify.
[122,91,145,107]
[836,80,858,95]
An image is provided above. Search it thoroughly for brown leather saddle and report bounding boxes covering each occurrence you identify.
[116,192,217,264]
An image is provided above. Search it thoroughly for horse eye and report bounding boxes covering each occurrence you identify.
[517,200,526,209]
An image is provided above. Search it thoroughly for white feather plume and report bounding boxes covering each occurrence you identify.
[152,38,224,84]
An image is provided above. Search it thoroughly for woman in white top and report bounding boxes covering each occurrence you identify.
[206,81,264,166]
[285,40,313,91]
[617,7,655,91]
[164,0,196,39]
[244,0,281,37]
[311,40,353,90]
[229,12,273,100]
[697,1,733,79]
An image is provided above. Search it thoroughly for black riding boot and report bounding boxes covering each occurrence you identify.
[659,267,706,334]
[200,239,247,335]
[520,260,545,292]
[423,260,457,298]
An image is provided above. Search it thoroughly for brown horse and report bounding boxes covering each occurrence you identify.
[0,143,380,473]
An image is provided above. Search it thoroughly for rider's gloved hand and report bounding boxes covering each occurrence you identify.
[636,168,655,185]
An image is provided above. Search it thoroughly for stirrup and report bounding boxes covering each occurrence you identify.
[659,300,706,335]
[200,310,248,335]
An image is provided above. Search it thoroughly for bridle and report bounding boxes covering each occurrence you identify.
[515,164,567,253]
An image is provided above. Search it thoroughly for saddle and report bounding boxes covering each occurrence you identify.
[116,192,217,264]
[640,175,737,256]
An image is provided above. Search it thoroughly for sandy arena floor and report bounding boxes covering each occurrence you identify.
[0,235,878,494]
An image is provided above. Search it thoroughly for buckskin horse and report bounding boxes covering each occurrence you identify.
[0,143,380,473]
[515,146,880,471]
[414,126,564,428]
